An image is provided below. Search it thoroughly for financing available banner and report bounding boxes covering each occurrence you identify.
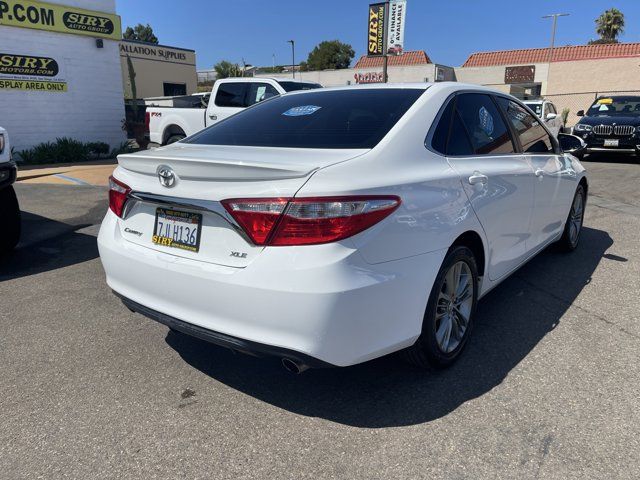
[386,0,407,55]
[0,0,122,40]
[0,52,67,92]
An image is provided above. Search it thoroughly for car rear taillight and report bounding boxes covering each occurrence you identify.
[222,196,400,246]
[108,175,131,218]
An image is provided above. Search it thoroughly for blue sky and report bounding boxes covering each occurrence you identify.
[117,1,639,70]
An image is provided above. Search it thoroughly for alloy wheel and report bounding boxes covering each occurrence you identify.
[435,261,474,354]
[569,191,584,245]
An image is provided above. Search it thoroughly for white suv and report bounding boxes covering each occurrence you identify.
[0,127,21,254]
[523,99,563,137]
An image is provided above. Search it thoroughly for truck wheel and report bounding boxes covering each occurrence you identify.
[166,134,185,145]
[0,185,21,254]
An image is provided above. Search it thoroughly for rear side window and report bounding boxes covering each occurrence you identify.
[497,98,554,154]
[246,83,279,106]
[278,81,322,92]
[186,88,425,149]
[215,83,247,107]
[455,94,515,155]
[430,97,473,156]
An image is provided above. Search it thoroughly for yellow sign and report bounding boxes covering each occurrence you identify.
[0,78,67,92]
[597,98,613,105]
[0,0,121,40]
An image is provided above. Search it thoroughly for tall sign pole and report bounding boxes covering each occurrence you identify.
[542,13,569,92]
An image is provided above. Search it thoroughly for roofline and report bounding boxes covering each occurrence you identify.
[462,42,640,67]
[120,38,195,53]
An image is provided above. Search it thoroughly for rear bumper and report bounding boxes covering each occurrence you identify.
[0,161,17,190]
[117,293,334,368]
[98,210,446,367]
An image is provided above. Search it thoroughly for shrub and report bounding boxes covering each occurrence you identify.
[86,141,110,158]
[17,138,128,165]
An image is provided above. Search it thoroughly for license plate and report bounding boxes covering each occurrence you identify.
[604,139,619,147]
[152,208,202,252]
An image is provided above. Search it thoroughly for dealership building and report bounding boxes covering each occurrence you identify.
[262,43,640,126]
[0,0,198,151]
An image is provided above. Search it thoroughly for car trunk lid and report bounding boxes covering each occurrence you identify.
[114,144,368,268]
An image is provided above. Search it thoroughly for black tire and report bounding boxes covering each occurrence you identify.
[166,134,185,145]
[0,185,21,254]
[557,185,586,252]
[404,246,479,369]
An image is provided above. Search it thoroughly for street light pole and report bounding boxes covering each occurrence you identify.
[287,40,295,79]
[542,13,569,93]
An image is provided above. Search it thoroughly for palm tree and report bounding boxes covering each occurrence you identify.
[594,8,625,43]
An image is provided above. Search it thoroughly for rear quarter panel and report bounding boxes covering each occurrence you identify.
[296,84,488,267]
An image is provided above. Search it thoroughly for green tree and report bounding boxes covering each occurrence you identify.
[123,23,159,44]
[214,60,242,79]
[305,40,355,71]
[589,8,625,44]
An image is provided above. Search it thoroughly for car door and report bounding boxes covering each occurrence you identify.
[206,82,248,126]
[442,93,536,281]
[496,97,574,249]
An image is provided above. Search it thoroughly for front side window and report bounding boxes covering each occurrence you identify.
[215,83,248,107]
[187,88,425,149]
[497,98,554,154]
[455,93,515,155]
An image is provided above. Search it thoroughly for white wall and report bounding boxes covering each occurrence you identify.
[0,0,125,151]
[256,64,442,87]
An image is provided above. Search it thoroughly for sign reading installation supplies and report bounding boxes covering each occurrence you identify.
[0,0,122,40]
[0,52,67,92]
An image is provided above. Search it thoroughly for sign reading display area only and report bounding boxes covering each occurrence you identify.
[0,52,67,92]
[0,0,122,40]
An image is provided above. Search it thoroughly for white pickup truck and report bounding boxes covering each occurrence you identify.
[147,77,322,146]
[0,126,20,254]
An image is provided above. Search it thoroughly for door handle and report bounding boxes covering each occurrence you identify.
[535,169,544,179]
[209,114,217,120]
[468,173,488,185]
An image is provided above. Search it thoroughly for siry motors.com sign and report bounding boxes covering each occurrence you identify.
[0,52,67,92]
[0,0,121,39]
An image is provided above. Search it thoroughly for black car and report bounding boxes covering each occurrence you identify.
[573,96,640,158]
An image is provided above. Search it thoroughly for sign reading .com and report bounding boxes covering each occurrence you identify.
[0,0,122,40]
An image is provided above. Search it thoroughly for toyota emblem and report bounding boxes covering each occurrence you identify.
[157,165,176,188]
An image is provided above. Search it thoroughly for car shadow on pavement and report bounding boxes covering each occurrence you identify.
[166,226,613,428]
[583,153,639,165]
[0,212,99,281]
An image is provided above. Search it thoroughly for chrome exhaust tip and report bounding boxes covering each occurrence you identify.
[281,358,309,374]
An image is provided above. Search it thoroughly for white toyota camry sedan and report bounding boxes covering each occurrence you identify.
[98,83,588,372]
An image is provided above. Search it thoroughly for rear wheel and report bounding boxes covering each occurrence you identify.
[557,185,586,252]
[166,134,185,145]
[404,246,478,369]
[0,185,21,254]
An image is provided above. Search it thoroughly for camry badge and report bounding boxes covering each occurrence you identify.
[157,165,176,188]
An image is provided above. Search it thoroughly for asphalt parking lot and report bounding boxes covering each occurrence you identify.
[1,156,639,479]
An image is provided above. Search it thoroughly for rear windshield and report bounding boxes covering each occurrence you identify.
[186,88,425,149]
[278,81,323,92]
[524,103,543,116]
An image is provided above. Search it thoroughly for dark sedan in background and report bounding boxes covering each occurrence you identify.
[573,96,640,158]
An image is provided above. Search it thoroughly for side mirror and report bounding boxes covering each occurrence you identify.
[558,133,586,155]
[576,110,585,117]
[546,113,557,121]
